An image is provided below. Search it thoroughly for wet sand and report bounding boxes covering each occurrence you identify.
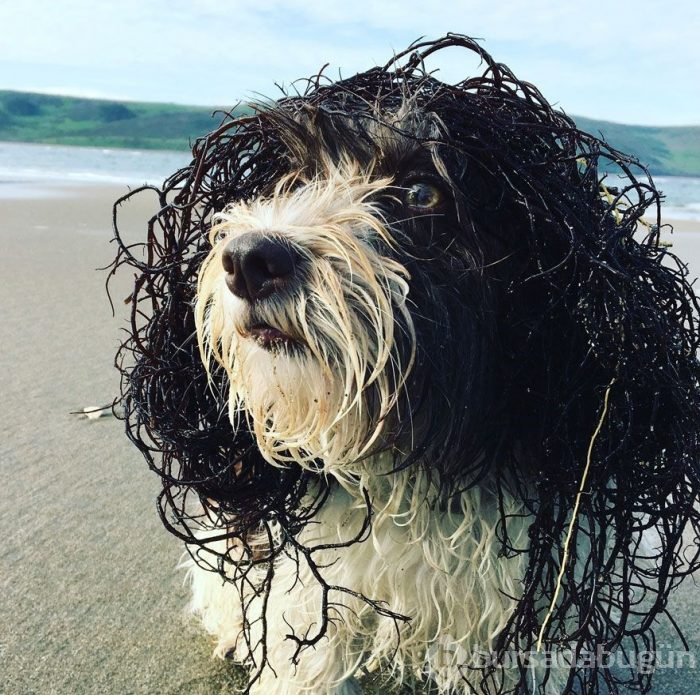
[0,184,248,694]
[0,183,698,693]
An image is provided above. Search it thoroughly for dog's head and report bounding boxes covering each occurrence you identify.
[112,34,700,692]
[194,158,412,475]
[191,52,599,487]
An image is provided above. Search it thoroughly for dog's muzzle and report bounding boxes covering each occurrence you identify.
[222,231,298,303]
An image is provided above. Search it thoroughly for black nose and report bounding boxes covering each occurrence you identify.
[222,232,297,302]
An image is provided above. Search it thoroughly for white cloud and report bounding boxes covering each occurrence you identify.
[0,0,698,124]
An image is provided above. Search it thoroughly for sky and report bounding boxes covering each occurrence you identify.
[1,0,699,126]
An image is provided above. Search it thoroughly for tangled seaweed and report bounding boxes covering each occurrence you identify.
[109,34,700,693]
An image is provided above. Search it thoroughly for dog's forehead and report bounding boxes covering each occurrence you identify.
[268,99,445,178]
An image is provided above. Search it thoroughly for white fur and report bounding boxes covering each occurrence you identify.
[185,466,539,694]
[188,164,564,693]
[195,163,414,478]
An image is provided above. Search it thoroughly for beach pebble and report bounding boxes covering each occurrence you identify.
[83,406,112,420]
[79,405,124,420]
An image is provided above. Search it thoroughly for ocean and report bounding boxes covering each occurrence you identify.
[1,141,699,221]
[0,141,190,189]
[652,175,700,221]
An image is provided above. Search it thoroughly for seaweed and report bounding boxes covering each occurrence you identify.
[109,34,700,693]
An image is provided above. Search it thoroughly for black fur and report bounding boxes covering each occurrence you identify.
[110,34,700,693]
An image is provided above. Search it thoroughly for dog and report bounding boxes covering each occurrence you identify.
[111,35,700,694]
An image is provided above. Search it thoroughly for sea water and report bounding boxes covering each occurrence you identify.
[1,141,699,221]
[653,176,700,221]
[0,141,190,189]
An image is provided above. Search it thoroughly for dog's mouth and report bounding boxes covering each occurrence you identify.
[242,322,300,352]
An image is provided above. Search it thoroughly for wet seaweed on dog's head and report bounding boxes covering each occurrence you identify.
[110,34,700,693]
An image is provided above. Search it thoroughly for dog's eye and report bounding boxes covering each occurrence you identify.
[404,182,443,211]
[211,228,228,245]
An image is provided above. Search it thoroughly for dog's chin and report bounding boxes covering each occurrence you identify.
[229,337,340,468]
[232,329,313,409]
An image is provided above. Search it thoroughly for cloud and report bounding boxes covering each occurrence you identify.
[1,0,698,124]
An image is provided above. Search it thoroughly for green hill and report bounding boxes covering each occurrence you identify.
[0,91,247,151]
[574,116,700,177]
[1,90,698,176]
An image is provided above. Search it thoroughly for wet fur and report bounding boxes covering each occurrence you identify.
[111,35,700,695]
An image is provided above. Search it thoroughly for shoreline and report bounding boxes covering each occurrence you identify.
[1,178,699,232]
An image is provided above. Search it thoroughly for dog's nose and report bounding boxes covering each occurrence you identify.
[222,232,297,302]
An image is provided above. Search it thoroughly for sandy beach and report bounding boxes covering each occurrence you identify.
[0,184,248,694]
[1,183,699,694]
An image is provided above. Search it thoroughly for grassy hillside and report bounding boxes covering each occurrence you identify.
[574,116,700,177]
[0,90,698,176]
[0,91,247,151]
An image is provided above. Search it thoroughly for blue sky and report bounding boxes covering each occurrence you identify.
[1,1,698,126]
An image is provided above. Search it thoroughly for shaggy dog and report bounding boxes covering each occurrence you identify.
[111,35,700,694]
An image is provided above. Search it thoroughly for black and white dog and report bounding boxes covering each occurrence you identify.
[113,35,700,694]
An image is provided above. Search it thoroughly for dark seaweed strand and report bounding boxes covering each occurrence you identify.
[108,34,700,694]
